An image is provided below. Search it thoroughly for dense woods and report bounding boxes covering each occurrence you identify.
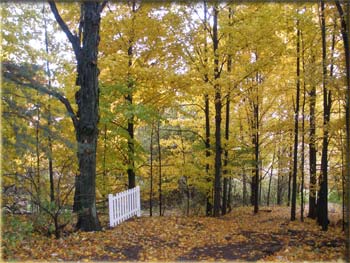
[2,1,349,261]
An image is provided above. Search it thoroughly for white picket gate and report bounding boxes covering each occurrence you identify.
[108,186,141,227]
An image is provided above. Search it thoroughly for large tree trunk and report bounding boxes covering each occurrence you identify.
[69,2,103,231]
[291,19,301,221]
[213,3,222,217]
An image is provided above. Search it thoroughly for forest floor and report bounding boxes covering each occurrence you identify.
[2,205,346,262]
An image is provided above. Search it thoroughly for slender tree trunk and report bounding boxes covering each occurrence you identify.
[213,3,222,217]
[203,0,212,217]
[35,88,41,210]
[102,124,107,206]
[291,19,301,221]
[267,153,275,207]
[335,1,350,257]
[300,31,306,222]
[287,134,293,207]
[222,7,233,216]
[317,1,332,231]
[150,123,154,217]
[253,74,259,214]
[43,5,54,203]
[243,170,247,206]
[227,179,232,212]
[308,76,317,218]
[157,119,162,216]
[127,0,137,189]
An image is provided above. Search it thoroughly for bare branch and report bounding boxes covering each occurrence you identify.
[48,1,80,59]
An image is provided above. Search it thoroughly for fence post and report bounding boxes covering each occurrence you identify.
[108,194,114,227]
[137,186,141,217]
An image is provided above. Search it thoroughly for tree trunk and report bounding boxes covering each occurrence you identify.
[253,73,259,214]
[127,0,137,189]
[102,124,107,206]
[227,179,232,212]
[150,123,154,217]
[243,170,247,206]
[71,2,103,231]
[222,7,233,216]
[157,119,162,216]
[308,79,317,218]
[43,6,54,203]
[213,3,222,217]
[203,0,212,217]
[300,30,306,222]
[277,138,283,205]
[291,19,301,222]
[317,1,331,231]
[267,152,275,207]
[335,1,350,256]
[287,134,293,207]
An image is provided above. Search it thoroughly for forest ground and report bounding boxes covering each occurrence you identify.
[2,205,346,262]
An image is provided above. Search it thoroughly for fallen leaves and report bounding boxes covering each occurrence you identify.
[2,206,346,261]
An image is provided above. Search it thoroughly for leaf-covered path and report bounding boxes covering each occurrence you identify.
[3,206,345,261]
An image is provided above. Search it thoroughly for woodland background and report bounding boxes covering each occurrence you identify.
[1,1,350,261]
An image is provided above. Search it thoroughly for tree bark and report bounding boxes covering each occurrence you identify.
[127,0,137,189]
[157,119,162,216]
[335,1,350,257]
[49,2,106,231]
[213,3,222,217]
[317,1,331,231]
[149,123,154,217]
[308,76,317,218]
[203,0,212,217]
[291,19,301,222]
[300,30,306,222]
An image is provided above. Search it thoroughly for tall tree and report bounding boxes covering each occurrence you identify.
[126,0,137,189]
[291,18,301,222]
[49,1,107,231]
[212,2,222,217]
[317,0,331,231]
[335,0,350,258]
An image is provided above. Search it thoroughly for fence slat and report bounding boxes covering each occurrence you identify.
[108,186,141,227]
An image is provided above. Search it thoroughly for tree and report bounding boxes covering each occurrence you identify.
[49,1,107,231]
[291,17,301,222]
[316,0,331,231]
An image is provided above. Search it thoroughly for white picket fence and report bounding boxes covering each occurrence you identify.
[108,186,141,227]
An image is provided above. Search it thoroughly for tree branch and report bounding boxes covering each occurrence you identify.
[98,0,108,14]
[3,62,78,130]
[48,1,80,59]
